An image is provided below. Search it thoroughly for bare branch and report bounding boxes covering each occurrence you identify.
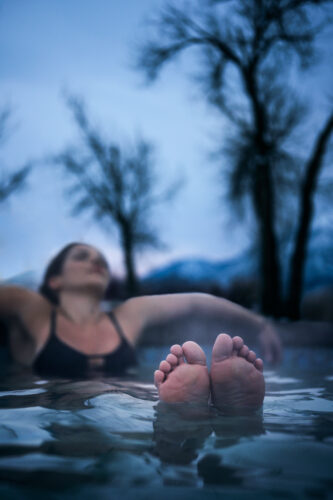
[0,164,31,203]
[0,104,31,204]
[54,95,182,295]
[135,0,333,314]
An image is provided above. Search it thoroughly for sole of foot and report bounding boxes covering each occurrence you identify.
[210,333,265,414]
[154,341,210,404]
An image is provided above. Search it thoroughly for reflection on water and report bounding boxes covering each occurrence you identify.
[0,347,332,498]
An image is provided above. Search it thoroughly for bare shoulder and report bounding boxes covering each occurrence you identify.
[112,297,147,345]
[112,293,198,345]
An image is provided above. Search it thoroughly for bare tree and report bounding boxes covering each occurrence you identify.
[136,0,333,317]
[286,111,333,318]
[56,96,181,296]
[0,106,30,204]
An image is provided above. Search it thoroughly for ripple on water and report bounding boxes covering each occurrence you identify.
[264,375,300,384]
[0,388,46,397]
[78,392,156,433]
[219,438,333,479]
[0,347,333,497]
[265,393,333,415]
[0,406,72,446]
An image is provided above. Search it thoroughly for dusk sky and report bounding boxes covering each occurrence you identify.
[0,0,332,281]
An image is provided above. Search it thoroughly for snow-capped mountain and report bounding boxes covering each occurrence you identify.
[143,242,333,293]
[143,252,257,288]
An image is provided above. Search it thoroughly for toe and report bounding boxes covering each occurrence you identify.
[239,345,249,358]
[170,344,182,356]
[182,341,206,365]
[159,360,171,373]
[166,353,178,367]
[154,370,165,388]
[247,350,256,363]
[254,358,264,372]
[232,336,244,351]
[170,344,185,363]
[212,333,233,362]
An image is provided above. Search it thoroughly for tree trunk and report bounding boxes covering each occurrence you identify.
[244,70,282,316]
[121,224,139,297]
[253,161,282,317]
[286,112,333,319]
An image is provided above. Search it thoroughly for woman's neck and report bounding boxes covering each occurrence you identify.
[58,292,103,325]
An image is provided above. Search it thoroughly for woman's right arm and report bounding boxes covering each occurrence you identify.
[0,285,40,316]
[0,285,50,340]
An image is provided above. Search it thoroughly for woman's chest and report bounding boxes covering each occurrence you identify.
[53,316,122,355]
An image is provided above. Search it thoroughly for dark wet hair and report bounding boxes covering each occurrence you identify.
[39,242,112,305]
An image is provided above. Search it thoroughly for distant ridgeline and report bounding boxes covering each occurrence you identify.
[143,237,333,296]
[4,271,39,291]
[4,230,333,300]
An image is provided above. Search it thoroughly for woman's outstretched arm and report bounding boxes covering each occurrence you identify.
[0,285,41,316]
[116,292,282,364]
[0,285,50,337]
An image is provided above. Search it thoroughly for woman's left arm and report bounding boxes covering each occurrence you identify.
[115,292,282,364]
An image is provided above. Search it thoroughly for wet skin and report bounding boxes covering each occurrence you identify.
[154,333,265,413]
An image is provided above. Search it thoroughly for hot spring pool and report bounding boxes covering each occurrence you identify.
[0,346,332,499]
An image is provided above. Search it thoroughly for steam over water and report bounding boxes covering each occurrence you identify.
[0,347,332,499]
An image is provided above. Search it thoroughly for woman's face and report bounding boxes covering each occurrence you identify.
[49,244,111,296]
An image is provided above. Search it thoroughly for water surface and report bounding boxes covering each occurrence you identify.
[0,346,332,499]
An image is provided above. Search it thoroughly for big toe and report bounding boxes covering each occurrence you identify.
[212,333,233,362]
[182,341,206,366]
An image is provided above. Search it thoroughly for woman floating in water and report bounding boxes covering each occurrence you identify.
[0,243,281,412]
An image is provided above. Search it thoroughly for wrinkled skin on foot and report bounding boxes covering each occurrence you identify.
[155,334,265,414]
[210,333,265,413]
[154,341,210,404]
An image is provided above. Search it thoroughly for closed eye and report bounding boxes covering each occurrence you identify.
[72,250,90,261]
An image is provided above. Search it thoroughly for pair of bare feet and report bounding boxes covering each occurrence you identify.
[154,333,265,413]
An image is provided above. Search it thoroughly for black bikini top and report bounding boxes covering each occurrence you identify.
[33,310,137,378]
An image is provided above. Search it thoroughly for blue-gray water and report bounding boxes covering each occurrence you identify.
[0,346,333,499]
